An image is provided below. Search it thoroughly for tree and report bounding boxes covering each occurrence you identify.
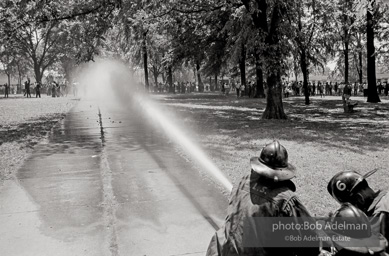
[161,1,223,92]
[1,0,115,84]
[0,44,16,88]
[15,57,30,91]
[148,34,167,88]
[14,22,65,83]
[353,28,366,84]
[241,0,295,119]
[365,0,381,102]
[226,6,252,96]
[287,0,331,104]
[339,0,357,85]
[200,5,231,91]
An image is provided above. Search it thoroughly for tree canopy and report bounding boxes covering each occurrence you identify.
[1,0,389,118]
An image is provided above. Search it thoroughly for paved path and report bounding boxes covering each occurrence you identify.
[0,99,228,256]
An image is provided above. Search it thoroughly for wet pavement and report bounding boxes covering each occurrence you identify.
[0,98,228,256]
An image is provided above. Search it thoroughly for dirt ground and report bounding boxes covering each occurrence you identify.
[154,92,389,217]
[0,95,78,183]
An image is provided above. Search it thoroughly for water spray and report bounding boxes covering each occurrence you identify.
[135,94,233,193]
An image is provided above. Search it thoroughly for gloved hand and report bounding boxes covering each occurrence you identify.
[318,249,333,256]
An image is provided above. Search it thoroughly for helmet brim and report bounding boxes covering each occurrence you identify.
[250,157,296,181]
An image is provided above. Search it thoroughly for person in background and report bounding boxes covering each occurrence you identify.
[312,81,316,96]
[235,80,240,98]
[52,81,58,97]
[240,83,245,97]
[354,82,358,96]
[25,77,31,98]
[224,82,230,96]
[343,83,352,101]
[247,81,253,98]
[378,82,383,95]
[35,82,41,98]
[4,83,9,98]
[319,82,324,98]
[329,82,333,95]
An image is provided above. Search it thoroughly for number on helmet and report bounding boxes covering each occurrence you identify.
[336,181,346,191]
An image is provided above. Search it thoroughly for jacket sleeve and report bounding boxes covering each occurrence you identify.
[378,212,389,254]
[280,196,321,256]
[280,195,312,217]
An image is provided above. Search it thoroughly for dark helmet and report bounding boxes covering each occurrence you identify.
[331,203,372,238]
[326,203,387,254]
[250,140,295,181]
[327,170,378,203]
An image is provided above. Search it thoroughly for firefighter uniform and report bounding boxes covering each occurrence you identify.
[206,141,319,256]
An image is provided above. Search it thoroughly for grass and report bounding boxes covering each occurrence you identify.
[0,95,78,182]
[153,92,389,217]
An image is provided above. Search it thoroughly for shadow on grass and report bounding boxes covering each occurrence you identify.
[0,114,67,148]
[154,94,389,153]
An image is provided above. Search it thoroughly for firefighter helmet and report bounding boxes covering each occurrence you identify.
[326,203,387,254]
[250,140,296,181]
[327,171,369,203]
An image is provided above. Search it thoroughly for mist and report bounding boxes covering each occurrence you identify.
[71,58,233,192]
[73,58,143,108]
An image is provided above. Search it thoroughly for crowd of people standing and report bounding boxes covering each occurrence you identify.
[148,78,389,100]
[1,77,72,98]
[283,80,389,98]
[23,77,70,98]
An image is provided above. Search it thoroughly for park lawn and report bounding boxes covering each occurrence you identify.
[0,95,78,183]
[154,93,389,217]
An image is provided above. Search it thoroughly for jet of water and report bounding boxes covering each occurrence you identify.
[135,94,233,193]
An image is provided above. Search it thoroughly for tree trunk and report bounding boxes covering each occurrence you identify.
[239,42,246,95]
[242,0,287,119]
[209,77,214,91]
[358,51,363,84]
[40,70,45,84]
[254,51,265,98]
[17,63,22,92]
[167,66,173,93]
[262,2,286,119]
[344,40,349,84]
[214,73,218,91]
[300,49,310,105]
[196,62,204,92]
[33,61,42,84]
[366,3,380,103]
[294,69,298,83]
[143,33,149,92]
[262,71,287,119]
[153,66,158,88]
[18,73,21,92]
[7,73,11,89]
